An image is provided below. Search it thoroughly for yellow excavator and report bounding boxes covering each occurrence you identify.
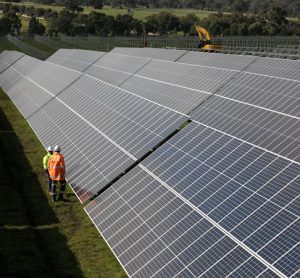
[196,26,223,51]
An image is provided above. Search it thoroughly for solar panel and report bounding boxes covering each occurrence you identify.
[47,49,105,72]
[120,60,237,114]
[0,67,24,92]
[110,47,187,61]
[84,53,151,86]
[85,121,300,277]
[244,57,300,80]
[190,96,300,162]
[57,75,189,158]
[0,50,24,74]
[177,51,259,71]
[3,77,53,119]
[190,60,300,161]
[28,98,136,203]
[12,55,44,76]
[25,60,82,96]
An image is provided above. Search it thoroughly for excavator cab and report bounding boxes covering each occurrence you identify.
[196,26,222,51]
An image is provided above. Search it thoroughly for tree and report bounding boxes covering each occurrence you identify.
[145,14,159,33]
[260,6,288,35]
[86,0,104,9]
[6,11,21,35]
[230,0,249,12]
[156,12,180,35]
[0,16,12,35]
[64,0,83,12]
[179,13,199,35]
[114,14,134,35]
[56,9,75,35]
[28,16,45,35]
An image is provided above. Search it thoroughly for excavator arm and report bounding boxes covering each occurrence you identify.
[195,25,222,50]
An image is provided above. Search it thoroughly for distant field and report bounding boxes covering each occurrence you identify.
[2,1,216,20]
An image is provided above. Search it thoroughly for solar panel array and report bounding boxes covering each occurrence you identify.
[190,58,300,162]
[85,121,300,277]
[49,49,253,114]
[1,48,299,277]
[84,53,151,86]
[0,51,188,203]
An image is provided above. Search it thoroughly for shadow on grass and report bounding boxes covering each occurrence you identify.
[0,101,84,277]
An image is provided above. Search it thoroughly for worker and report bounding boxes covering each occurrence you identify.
[48,145,66,202]
[43,146,53,193]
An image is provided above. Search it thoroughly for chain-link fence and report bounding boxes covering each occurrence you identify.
[7,35,49,60]
[7,34,300,60]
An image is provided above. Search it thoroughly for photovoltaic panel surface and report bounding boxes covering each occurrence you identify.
[110,47,187,61]
[25,61,82,96]
[3,77,53,119]
[57,74,189,158]
[28,98,136,203]
[120,59,237,114]
[244,57,300,80]
[12,55,44,76]
[47,49,105,72]
[190,59,300,161]
[0,67,24,92]
[85,121,300,277]
[0,50,24,74]
[84,53,151,86]
[177,51,259,71]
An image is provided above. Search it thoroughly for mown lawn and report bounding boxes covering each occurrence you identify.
[0,89,127,277]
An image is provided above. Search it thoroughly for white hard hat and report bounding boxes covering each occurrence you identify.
[47,146,53,152]
[54,145,61,152]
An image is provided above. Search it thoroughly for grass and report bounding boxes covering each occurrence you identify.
[0,89,127,277]
[22,37,56,54]
[0,36,21,52]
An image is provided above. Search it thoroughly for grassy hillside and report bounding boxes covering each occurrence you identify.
[0,89,127,277]
[2,1,216,20]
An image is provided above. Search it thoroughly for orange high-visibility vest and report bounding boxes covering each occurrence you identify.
[48,152,65,181]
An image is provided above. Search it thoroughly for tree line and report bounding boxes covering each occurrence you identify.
[0,2,299,37]
[5,0,300,17]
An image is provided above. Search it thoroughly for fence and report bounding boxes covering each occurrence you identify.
[6,34,300,60]
[7,35,49,60]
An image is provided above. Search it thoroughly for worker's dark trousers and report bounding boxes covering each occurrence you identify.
[47,176,52,193]
[45,170,52,192]
[51,180,66,201]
